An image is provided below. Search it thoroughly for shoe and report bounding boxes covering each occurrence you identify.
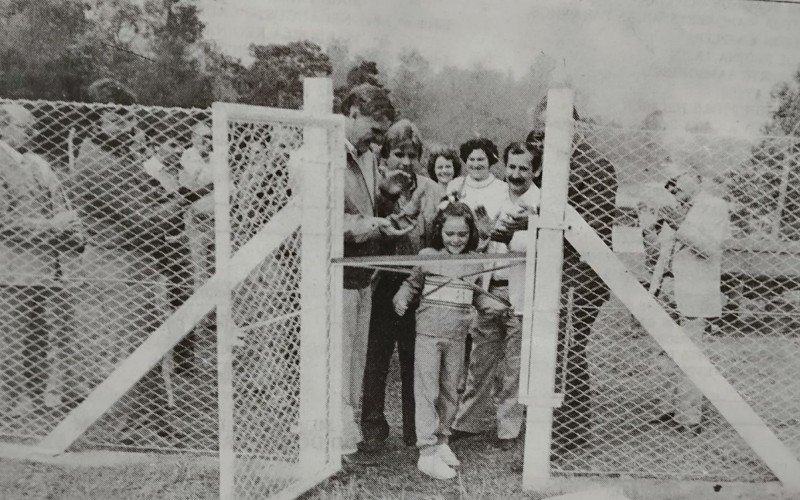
[448,429,479,442]
[496,438,517,451]
[342,451,380,466]
[418,454,456,480]
[357,437,385,453]
[648,412,677,425]
[436,444,460,467]
[675,423,703,435]
[8,395,34,418]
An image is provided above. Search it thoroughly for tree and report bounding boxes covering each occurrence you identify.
[239,40,332,109]
[764,67,800,137]
[390,49,430,124]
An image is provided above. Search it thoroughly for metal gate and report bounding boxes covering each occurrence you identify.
[212,80,345,498]
[520,88,800,493]
[0,78,345,499]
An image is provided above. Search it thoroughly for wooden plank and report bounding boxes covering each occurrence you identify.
[522,88,575,491]
[212,102,235,500]
[37,200,301,456]
[563,204,800,492]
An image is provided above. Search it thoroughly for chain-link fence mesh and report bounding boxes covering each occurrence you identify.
[547,121,800,481]
[0,98,219,454]
[1,96,340,498]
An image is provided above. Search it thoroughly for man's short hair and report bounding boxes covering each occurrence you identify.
[379,119,422,159]
[459,137,499,165]
[87,78,138,106]
[533,94,580,127]
[0,103,34,128]
[426,146,461,181]
[503,141,536,166]
[339,83,395,123]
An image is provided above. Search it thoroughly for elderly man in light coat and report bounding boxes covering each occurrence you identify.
[646,163,729,434]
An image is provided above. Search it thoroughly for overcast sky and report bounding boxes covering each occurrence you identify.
[198,0,800,137]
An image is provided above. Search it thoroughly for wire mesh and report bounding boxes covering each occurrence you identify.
[548,121,800,481]
[222,116,336,498]
[0,98,219,456]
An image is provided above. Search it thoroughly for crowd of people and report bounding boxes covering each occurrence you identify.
[337,82,729,480]
[0,76,730,478]
[0,78,215,441]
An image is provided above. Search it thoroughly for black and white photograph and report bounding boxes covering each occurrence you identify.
[1,0,800,498]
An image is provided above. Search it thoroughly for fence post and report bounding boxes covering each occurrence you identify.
[212,102,235,500]
[521,88,574,491]
[298,77,334,472]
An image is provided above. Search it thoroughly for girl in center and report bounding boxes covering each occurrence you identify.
[392,200,499,480]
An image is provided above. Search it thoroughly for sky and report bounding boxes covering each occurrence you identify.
[197,0,800,137]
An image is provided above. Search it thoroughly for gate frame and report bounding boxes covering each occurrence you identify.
[0,78,346,500]
[520,88,800,493]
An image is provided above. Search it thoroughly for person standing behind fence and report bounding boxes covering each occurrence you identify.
[71,79,182,441]
[525,98,618,455]
[393,200,496,480]
[0,103,82,417]
[178,122,214,368]
[451,142,537,450]
[426,147,461,203]
[339,84,413,457]
[446,138,508,394]
[648,164,729,434]
[359,119,440,452]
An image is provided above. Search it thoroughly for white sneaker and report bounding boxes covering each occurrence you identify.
[418,453,456,480]
[436,443,461,467]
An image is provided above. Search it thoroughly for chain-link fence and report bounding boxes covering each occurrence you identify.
[0,95,342,499]
[0,98,217,454]
[547,121,800,482]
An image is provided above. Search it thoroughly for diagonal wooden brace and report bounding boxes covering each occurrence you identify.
[38,199,301,455]
[563,204,800,492]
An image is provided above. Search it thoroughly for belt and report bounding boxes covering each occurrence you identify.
[490,279,509,287]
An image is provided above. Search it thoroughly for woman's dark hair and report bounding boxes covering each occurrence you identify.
[459,137,499,165]
[379,119,423,159]
[426,146,462,182]
[339,83,395,123]
[428,201,480,253]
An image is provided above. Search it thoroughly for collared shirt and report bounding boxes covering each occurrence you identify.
[346,140,377,202]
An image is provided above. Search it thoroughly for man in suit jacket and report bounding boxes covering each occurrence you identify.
[339,84,413,456]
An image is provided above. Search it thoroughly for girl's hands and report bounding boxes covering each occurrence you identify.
[393,294,408,317]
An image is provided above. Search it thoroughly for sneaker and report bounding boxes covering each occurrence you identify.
[436,443,461,467]
[418,453,456,480]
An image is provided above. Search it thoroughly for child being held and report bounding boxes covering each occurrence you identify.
[393,200,503,480]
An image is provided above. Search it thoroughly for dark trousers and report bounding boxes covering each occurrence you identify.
[361,272,416,444]
[552,282,607,447]
[155,242,194,370]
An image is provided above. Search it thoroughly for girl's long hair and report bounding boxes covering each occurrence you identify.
[428,200,480,253]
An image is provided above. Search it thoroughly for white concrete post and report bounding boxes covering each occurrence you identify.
[298,77,335,471]
[211,102,236,500]
[521,88,575,491]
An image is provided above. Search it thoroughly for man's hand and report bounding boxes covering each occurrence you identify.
[377,216,415,237]
[377,166,415,197]
[393,294,409,317]
[474,205,494,241]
